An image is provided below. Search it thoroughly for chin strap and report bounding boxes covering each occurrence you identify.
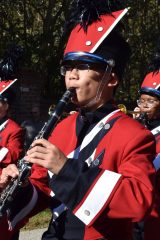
[83,64,113,109]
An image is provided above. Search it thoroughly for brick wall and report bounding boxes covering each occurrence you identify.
[10,68,51,124]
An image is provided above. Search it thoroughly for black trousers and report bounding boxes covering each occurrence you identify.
[132,222,144,240]
[12,230,20,240]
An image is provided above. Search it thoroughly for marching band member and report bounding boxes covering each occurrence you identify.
[0,80,24,173]
[0,44,24,240]
[0,85,24,240]
[0,1,157,239]
[0,80,24,240]
[133,41,160,240]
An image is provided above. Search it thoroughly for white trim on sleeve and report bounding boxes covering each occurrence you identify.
[0,119,8,132]
[74,170,121,225]
[0,147,9,162]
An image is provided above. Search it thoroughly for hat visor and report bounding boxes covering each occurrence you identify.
[140,87,160,98]
[61,51,108,65]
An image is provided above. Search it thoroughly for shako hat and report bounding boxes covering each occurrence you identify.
[62,0,130,80]
[140,40,160,98]
[0,79,17,104]
[0,44,24,104]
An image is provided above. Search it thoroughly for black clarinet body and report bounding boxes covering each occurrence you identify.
[0,88,75,217]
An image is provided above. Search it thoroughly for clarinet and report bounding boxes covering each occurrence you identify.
[0,87,75,217]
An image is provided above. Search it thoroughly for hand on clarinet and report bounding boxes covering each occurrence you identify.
[0,164,19,189]
[25,139,68,175]
[132,107,140,119]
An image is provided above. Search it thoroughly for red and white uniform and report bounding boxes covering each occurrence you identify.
[0,117,24,240]
[6,106,156,240]
[144,123,160,240]
[0,118,24,174]
[47,109,155,240]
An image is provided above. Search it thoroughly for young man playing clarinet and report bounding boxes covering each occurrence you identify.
[0,1,157,239]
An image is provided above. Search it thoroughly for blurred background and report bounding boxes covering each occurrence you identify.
[0,0,159,122]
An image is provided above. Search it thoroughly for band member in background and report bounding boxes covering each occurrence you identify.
[0,1,157,240]
[0,80,24,174]
[0,81,24,240]
[21,105,44,151]
[133,42,160,240]
[0,45,24,240]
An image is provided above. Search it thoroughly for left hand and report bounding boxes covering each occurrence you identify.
[0,164,19,189]
[25,138,67,175]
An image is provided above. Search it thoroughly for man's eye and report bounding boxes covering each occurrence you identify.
[148,100,154,103]
[77,64,89,70]
[65,66,72,71]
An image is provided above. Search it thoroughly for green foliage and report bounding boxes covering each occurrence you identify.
[116,0,160,104]
[0,0,159,103]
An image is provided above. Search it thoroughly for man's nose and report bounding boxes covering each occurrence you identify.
[139,100,148,106]
[69,68,79,78]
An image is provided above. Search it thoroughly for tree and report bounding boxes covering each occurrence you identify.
[0,0,159,104]
[116,0,160,106]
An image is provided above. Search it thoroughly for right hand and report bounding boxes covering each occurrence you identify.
[0,164,19,189]
[133,107,140,119]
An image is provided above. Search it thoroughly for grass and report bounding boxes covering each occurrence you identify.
[22,209,52,230]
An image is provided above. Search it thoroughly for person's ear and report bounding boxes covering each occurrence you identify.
[108,73,119,87]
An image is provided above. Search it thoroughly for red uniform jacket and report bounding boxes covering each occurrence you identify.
[0,118,24,173]
[47,110,156,240]
[144,125,160,240]
[6,110,156,240]
[0,118,24,240]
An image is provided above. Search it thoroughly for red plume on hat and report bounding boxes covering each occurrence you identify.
[64,0,128,55]
[62,0,130,80]
[140,40,160,98]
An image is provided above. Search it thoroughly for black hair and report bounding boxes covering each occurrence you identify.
[95,30,131,81]
[0,88,16,105]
